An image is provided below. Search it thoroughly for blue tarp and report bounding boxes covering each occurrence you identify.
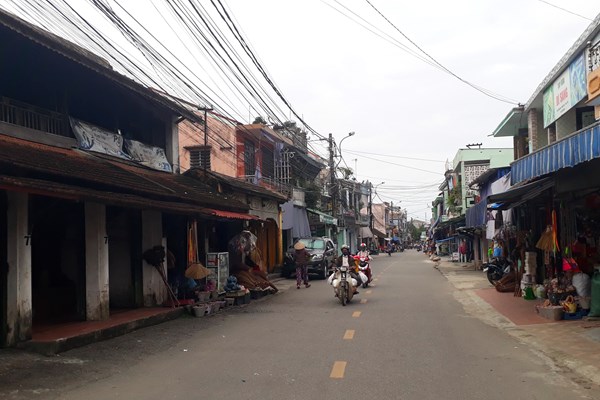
[511,122,600,185]
[466,198,487,228]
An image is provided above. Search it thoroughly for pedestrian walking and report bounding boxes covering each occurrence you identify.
[293,241,311,289]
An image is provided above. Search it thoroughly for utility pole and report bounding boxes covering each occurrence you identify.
[328,133,337,244]
[368,181,373,230]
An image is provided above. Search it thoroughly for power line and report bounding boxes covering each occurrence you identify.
[344,149,445,163]
[536,0,593,21]
[361,0,521,105]
[347,152,442,175]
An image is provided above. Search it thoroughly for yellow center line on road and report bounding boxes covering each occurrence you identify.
[343,330,355,340]
[360,298,368,304]
[330,361,347,379]
[366,290,372,294]
[352,311,361,318]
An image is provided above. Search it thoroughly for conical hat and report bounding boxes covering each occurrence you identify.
[294,241,305,250]
[185,263,210,279]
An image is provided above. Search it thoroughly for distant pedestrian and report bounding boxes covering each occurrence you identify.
[293,241,311,289]
[459,240,467,263]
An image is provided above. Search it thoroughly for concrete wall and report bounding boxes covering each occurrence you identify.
[556,107,577,140]
[178,115,237,176]
[165,117,180,173]
[5,192,32,345]
[85,202,109,321]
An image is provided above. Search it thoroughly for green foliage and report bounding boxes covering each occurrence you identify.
[409,223,426,241]
[253,116,267,124]
[338,167,353,179]
[303,181,322,209]
[446,186,462,213]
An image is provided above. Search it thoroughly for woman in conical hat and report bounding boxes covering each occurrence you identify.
[293,241,311,289]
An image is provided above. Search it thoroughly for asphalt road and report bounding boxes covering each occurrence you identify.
[1,250,598,399]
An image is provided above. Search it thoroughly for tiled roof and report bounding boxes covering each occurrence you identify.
[0,134,248,211]
[185,169,288,202]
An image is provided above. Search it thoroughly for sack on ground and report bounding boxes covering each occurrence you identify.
[572,272,591,298]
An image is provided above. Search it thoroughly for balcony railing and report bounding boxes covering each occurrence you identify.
[1,97,68,137]
[239,175,292,197]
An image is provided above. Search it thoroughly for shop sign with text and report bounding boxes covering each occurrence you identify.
[543,53,587,127]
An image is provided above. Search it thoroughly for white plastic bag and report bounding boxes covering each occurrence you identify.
[327,272,336,285]
[358,271,368,283]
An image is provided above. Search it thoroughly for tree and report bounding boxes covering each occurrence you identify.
[338,167,353,179]
[253,116,267,124]
[409,222,426,241]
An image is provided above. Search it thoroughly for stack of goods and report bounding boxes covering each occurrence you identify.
[545,277,576,305]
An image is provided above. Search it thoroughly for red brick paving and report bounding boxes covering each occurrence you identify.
[32,308,175,342]
[474,288,550,326]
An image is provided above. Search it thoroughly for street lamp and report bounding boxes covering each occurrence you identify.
[335,131,355,172]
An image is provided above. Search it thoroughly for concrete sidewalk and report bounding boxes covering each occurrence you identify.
[430,256,600,389]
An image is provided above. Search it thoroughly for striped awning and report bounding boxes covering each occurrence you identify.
[511,122,600,185]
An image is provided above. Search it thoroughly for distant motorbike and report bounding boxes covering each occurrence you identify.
[354,255,372,288]
[483,258,511,284]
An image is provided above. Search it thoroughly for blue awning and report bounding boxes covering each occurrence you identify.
[436,237,455,244]
[511,122,600,185]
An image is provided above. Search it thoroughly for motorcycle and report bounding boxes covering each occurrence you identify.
[329,264,357,306]
[483,258,512,285]
[354,255,372,288]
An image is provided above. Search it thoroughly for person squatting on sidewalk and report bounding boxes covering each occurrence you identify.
[293,241,311,289]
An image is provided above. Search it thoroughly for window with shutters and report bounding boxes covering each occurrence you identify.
[187,145,211,170]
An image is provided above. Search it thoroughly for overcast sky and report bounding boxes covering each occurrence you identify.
[2,0,599,221]
[223,0,599,220]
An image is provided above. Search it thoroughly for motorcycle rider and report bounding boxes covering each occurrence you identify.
[332,244,361,295]
[356,243,372,283]
[357,243,370,259]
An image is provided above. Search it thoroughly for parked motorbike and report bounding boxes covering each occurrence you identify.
[354,255,372,288]
[329,264,357,306]
[483,258,512,285]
